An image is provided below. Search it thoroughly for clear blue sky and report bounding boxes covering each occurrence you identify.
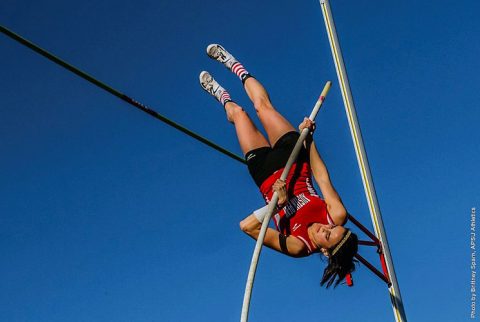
[1,1,479,321]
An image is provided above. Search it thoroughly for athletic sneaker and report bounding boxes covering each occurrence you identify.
[207,44,252,83]
[206,44,239,70]
[199,71,232,106]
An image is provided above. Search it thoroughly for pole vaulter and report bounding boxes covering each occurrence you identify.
[241,82,331,322]
[319,0,407,321]
[2,20,404,321]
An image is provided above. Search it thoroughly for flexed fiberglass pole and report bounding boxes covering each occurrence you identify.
[318,1,407,321]
[240,81,332,322]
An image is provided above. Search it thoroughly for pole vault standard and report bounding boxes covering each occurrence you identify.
[241,81,331,322]
[318,1,407,321]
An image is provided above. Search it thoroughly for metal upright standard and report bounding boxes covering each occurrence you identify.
[319,0,407,321]
[240,81,332,322]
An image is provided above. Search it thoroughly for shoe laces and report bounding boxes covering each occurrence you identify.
[201,78,216,94]
[212,46,227,62]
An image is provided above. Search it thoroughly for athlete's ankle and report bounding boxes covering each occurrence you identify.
[231,61,252,83]
[240,73,254,85]
[224,103,243,123]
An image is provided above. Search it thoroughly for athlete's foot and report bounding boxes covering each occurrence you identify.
[206,44,238,70]
[199,71,233,114]
[199,71,220,97]
[207,44,252,83]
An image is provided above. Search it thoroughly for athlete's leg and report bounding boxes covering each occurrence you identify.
[206,44,295,146]
[225,102,270,155]
[199,71,269,155]
[243,77,296,147]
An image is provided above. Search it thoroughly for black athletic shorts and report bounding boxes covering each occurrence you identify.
[245,131,308,187]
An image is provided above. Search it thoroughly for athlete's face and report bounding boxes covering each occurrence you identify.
[309,223,346,250]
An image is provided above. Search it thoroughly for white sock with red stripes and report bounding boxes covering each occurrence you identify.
[231,62,252,84]
[206,44,253,84]
[219,90,233,107]
[199,71,233,107]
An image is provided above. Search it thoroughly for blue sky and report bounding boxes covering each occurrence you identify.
[1,0,479,321]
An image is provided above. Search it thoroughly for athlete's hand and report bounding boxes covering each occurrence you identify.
[299,117,316,133]
[273,179,288,208]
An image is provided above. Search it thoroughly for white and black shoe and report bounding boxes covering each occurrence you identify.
[206,44,239,70]
[199,71,232,106]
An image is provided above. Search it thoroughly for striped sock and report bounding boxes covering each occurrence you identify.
[199,71,234,108]
[231,62,253,84]
[220,90,233,107]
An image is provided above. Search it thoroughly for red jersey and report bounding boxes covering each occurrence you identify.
[259,162,335,254]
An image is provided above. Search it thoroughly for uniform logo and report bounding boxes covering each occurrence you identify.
[247,153,256,161]
[292,223,301,232]
[284,193,311,218]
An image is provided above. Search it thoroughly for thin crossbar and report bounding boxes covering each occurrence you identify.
[0,25,246,164]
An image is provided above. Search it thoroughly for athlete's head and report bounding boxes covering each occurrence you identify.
[308,223,358,288]
[308,223,346,250]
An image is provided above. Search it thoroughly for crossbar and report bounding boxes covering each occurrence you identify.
[0,25,246,164]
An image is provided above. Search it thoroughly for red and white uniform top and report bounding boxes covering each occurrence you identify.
[259,162,335,254]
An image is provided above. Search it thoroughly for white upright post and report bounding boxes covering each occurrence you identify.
[318,1,407,321]
[240,81,331,322]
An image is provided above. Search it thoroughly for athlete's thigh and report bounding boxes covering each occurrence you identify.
[256,106,296,147]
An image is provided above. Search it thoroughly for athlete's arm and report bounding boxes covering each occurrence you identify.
[239,215,309,257]
[299,118,347,224]
[309,141,347,224]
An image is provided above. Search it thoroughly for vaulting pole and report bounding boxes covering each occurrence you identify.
[318,1,407,321]
[241,81,331,322]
